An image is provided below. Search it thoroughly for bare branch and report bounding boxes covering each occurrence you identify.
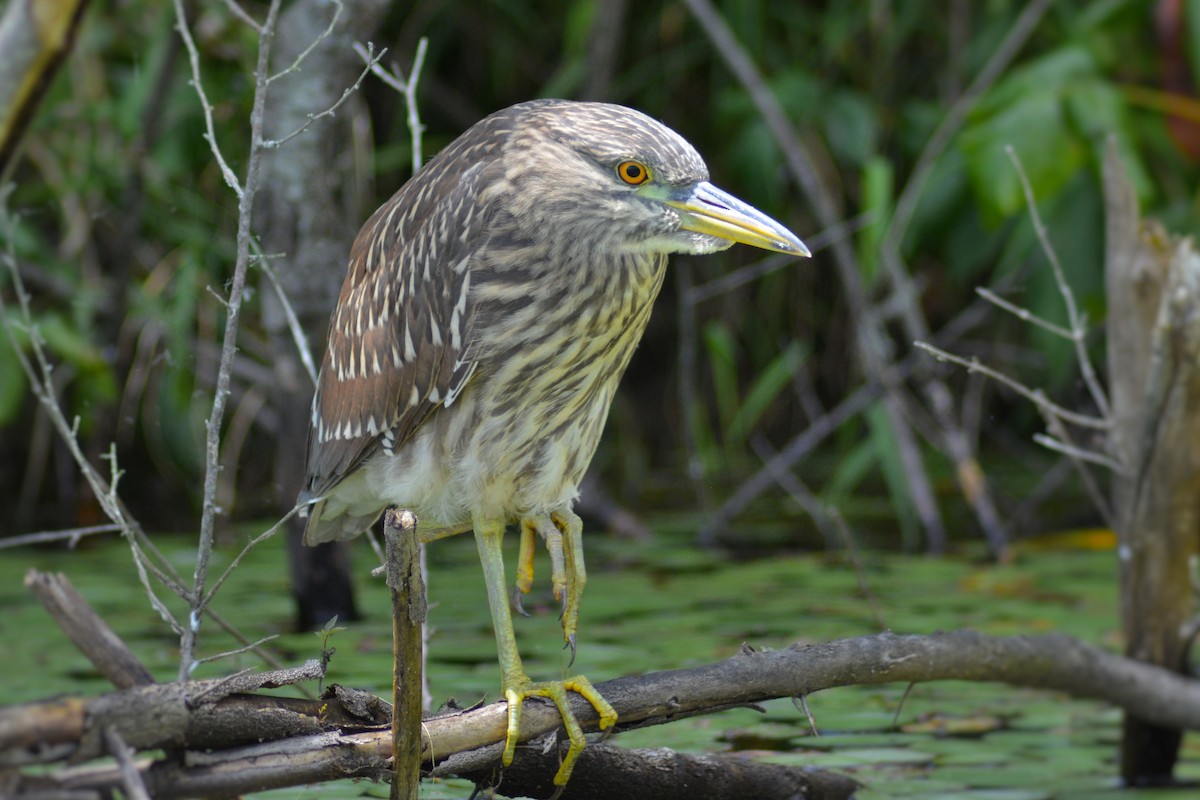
[171,2,243,198]
[194,635,281,666]
[0,523,122,549]
[201,503,305,609]
[748,434,839,547]
[1006,146,1111,418]
[255,246,318,386]
[103,727,151,800]
[174,0,284,679]
[25,570,156,689]
[14,631,1200,796]
[913,341,1109,430]
[976,286,1073,340]
[1041,412,1114,535]
[263,41,384,150]
[356,37,429,174]
[1032,433,1124,473]
[219,0,262,33]
[402,38,428,175]
[266,0,341,84]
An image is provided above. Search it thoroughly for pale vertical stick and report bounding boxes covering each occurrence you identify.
[385,507,425,800]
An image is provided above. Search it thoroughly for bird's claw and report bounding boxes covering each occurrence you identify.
[564,632,577,668]
[512,584,530,618]
[502,673,617,786]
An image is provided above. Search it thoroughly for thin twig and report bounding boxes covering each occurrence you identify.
[1006,146,1111,418]
[266,0,342,85]
[913,341,1109,430]
[891,682,917,730]
[402,39,428,175]
[254,246,318,386]
[3,196,288,675]
[976,287,1073,340]
[1040,413,1114,528]
[0,523,122,549]
[172,6,244,198]
[201,502,306,608]
[103,726,152,800]
[220,0,262,33]
[1032,433,1125,473]
[263,41,385,149]
[790,694,819,737]
[195,634,282,666]
[175,0,284,680]
[355,37,428,175]
[748,435,838,547]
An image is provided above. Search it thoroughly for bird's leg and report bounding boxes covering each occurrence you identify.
[474,516,616,786]
[512,518,537,617]
[550,510,586,665]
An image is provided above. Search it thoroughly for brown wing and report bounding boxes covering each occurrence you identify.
[302,136,507,506]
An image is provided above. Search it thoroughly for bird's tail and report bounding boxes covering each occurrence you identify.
[299,492,378,546]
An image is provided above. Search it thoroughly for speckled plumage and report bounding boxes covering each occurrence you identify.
[298,99,807,786]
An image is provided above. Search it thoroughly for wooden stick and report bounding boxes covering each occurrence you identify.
[25,570,155,689]
[384,508,425,800]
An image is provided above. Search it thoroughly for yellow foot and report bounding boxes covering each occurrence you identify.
[502,673,618,786]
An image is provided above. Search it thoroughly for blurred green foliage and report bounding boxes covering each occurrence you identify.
[2,1,1198,545]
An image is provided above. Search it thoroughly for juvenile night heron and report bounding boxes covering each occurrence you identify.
[301,99,809,785]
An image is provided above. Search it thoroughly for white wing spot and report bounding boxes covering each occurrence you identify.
[404,323,416,361]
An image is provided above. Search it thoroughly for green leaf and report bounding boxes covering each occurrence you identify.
[727,340,807,447]
[825,89,879,167]
[960,92,1086,224]
[959,47,1099,223]
[857,155,894,284]
[702,320,739,434]
[866,401,920,550]
[36,313,108,370]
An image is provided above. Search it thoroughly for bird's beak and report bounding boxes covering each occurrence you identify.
[667,181,810,257]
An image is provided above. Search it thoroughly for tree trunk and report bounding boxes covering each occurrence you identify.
[1104,140,1200,785]
[257,0,390,629]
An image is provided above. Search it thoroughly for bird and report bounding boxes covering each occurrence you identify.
[300,98,809,787]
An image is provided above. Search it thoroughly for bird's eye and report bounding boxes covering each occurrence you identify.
[616,160,651,185]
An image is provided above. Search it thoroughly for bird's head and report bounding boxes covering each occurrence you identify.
[499,100,810,260]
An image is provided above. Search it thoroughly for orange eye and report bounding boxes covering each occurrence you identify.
[616,160,651,185]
